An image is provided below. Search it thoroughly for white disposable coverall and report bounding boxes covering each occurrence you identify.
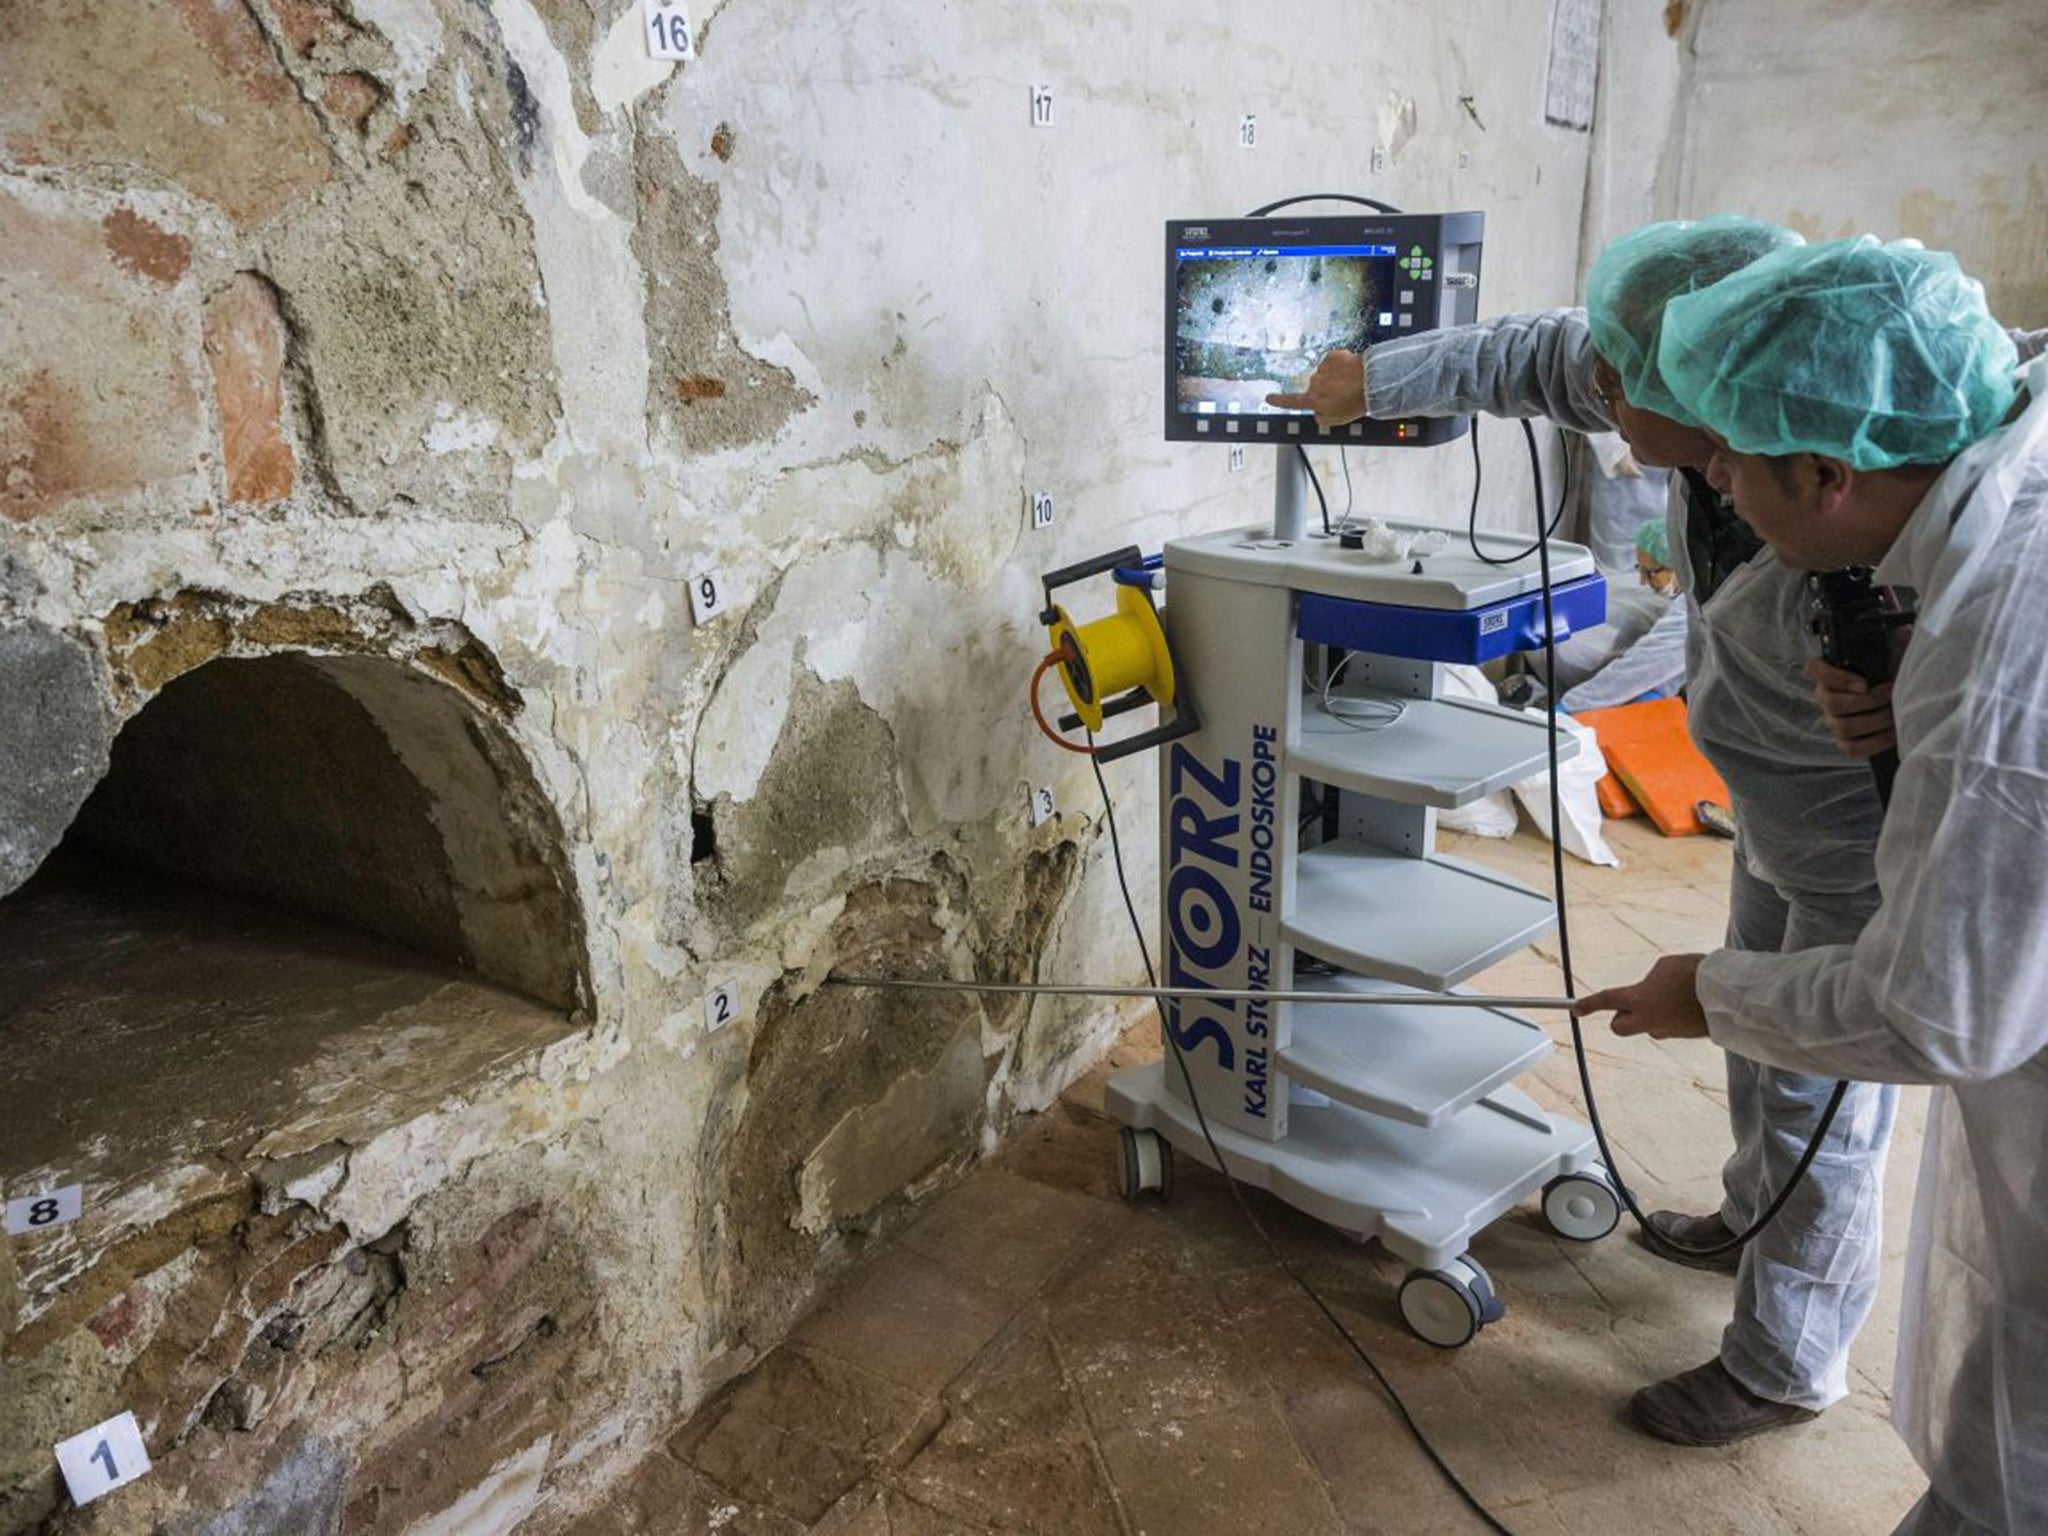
[1698,353,2048,1533]
[1370,309,1898,1410]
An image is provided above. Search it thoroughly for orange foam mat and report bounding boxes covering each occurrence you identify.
[1595,771,1641,821]
[1576,697,1729,837]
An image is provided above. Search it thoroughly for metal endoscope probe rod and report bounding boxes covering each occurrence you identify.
[828,976,1580,1010]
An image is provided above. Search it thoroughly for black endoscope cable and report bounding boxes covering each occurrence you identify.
[1468,418,1572,567]
[1246,192,1405,218]
[1299,444,1333,536]
[1085,743,1517,1536]
[1516,427,1850,1265]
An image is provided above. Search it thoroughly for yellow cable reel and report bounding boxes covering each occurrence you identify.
[1045,583,1178,732]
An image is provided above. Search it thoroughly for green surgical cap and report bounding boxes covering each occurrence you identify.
[1634,518,1671,568]
[1586,216,1804,426]
[1659,236,2019,469]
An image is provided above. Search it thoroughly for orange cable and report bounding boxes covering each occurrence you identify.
[1030,652,1097,755]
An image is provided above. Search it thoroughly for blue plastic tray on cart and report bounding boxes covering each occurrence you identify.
[1296,574,1608,665]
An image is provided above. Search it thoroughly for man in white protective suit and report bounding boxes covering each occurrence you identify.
[1575,235,2048,1536]
[1273,218,1906,1449]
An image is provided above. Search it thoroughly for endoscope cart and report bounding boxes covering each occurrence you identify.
[1105,453,1623,1348]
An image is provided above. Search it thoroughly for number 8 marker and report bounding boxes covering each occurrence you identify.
[4,1183,83,1234]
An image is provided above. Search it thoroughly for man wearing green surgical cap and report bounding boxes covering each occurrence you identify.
[1274,217,1934,1449]
[1576,236,2048,1534]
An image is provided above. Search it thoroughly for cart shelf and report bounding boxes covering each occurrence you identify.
[1106,1060,1594,1272]
[1275,974,1552,1127]
[1290,691,1575,809]
[1283,838,1557,990]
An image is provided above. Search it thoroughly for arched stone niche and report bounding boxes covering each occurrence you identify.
[0,635,589,1221]
[64,651,586,1009]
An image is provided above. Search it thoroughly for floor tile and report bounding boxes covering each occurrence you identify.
[1097,1397,1344,1536]
[797,1248,1019,1399]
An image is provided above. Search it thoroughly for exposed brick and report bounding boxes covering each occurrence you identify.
[676,374,728,403]
[323,71,381,131]
[269,0,348,54]
[102,206,192,284]
[1,188,205,521]
[711,122,738,161]
[203,272,297,506]
[399,1205,549,1370]
[0,0,330,227]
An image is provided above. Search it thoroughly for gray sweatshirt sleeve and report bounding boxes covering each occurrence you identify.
[1364,308,1617,436]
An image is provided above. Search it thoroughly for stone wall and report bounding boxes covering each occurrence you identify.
[1641,0,2048,327]
[0,1,1598,1529]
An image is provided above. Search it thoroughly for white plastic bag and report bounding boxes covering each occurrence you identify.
[1511,709,1620,867]
[1436,665,1519,838]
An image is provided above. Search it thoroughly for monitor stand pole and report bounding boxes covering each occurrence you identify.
[1272,442,1306,543]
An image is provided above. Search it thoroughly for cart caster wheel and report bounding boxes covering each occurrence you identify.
[1398,1255,1505,1349]
[1542,1166,1622,1242]
[1116,1127,1174,1202]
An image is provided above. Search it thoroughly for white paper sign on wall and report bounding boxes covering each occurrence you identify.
[1228,445,1246,473]
[1239,114,1258,149]
[4,1183,83,1236]
[1544,0,1600,130]
[1029,786,1055,826]
[1030,491,1055,530]
[54,1412,150,1507]
[703,980,741,1033]
[688,569,729,625]
[1030,86,1055,128]
[643,0,695,60]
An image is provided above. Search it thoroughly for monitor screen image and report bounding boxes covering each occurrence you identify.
[1173,242,1402,419]
[1163,212,1481,448]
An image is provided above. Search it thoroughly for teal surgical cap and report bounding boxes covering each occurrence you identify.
[1586,216,1804,426]
[1634,518,1672,568]
[1658,236,2019,469]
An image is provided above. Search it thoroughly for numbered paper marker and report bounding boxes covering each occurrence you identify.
[4,1183,82,1236]
[1239,113,1258,149]
[644,0,695,60]
[1030,86,1054,128]
[688,569,729,625]
[703,980,741,1034]
[1228,445,1246,473]
[55,1412,150,1506]
[1029,786,1055,826]
[1030,491,1055,530]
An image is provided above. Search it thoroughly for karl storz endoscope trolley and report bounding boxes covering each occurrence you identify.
[1104,511,1625,1348]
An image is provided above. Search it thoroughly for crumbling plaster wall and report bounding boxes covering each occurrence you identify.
[1,0,1598,1527]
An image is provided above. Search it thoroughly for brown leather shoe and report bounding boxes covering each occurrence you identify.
[1639,1209,1743,1274]
[1630,1359,1818,1447]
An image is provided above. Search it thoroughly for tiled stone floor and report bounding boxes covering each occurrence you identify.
[571,819,1929,1535]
